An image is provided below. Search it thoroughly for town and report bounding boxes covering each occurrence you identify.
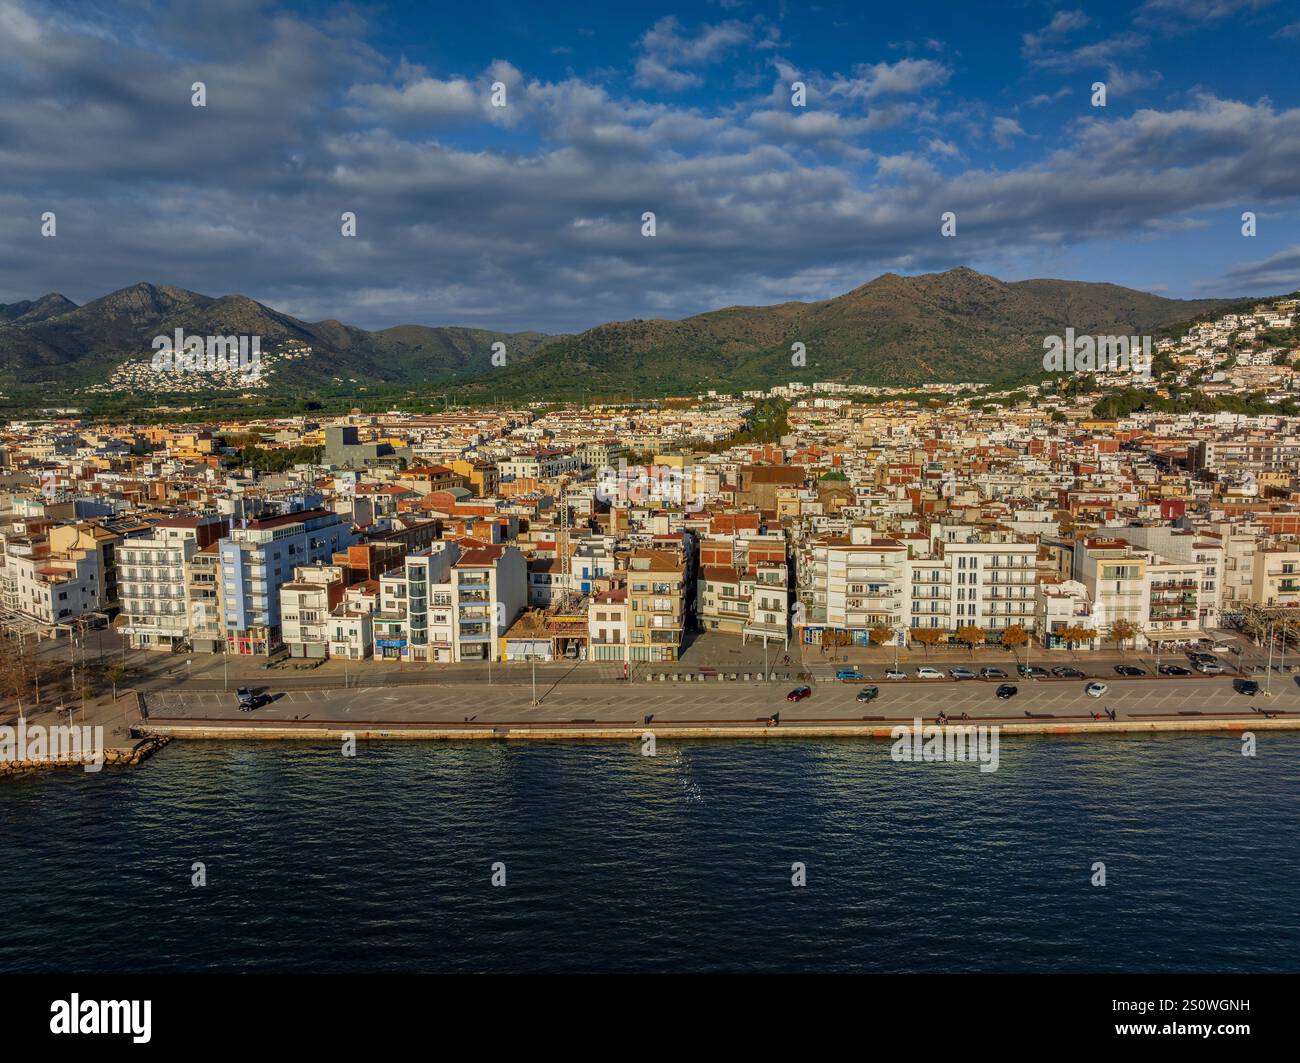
[2,293,1300,744]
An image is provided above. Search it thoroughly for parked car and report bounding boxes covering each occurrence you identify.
[237,689,270,711]
[995,683,1018,700]
[1114,665,1146,677]
[856,685,880,703]
[1190,653,1219,665]
[1194,661,1224,675]
[949,667,977,680]
[883,669,906,680]
[786,686,812,702]
[915,666,944,679]
[1051,666,1085,678]
[1238,679,1259,696]
[979,667,1008,679]
[1018,665,1049,678]
[835,668,865,681]
[1158,665,1191,676]
[1085,682,1108,698]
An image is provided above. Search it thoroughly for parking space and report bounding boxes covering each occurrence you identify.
[142,672,1300,728]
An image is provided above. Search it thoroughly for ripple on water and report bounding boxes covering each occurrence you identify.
[0,734,1297,972]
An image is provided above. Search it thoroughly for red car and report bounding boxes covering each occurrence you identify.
[786,686,811,702]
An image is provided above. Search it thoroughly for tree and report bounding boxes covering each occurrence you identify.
[867,624,895,647]
[955,625,987,655]
[1106,619,1140,652]
[1000,624,1029,662]
[1060,625,1097,650]
[103,663,129,702]
[910,627,948,655]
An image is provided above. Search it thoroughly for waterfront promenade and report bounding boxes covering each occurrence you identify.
[135,672,1300,741]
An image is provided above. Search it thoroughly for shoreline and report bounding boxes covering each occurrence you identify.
[135,716,1299,742]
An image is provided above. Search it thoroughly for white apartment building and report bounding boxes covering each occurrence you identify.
[328,582,379,661]
[1252,547,1300,609]
[797,527,909,643]
[447,543,527,662]
[907,540,1038,640]
[1,542,101,626]
[119,517,226,650]
[281,564,347,658]
[1109,526,1223,631]
[373,543,460,663]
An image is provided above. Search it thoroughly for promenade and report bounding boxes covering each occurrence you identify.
[135,671,1300,742]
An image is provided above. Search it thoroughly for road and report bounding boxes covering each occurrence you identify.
[141,673,1300,729]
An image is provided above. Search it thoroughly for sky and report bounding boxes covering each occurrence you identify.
[2,0,1300,334]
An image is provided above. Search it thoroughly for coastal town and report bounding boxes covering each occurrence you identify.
[1,293,1299,733]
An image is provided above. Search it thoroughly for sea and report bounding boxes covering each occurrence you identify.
[2,734,1297,973]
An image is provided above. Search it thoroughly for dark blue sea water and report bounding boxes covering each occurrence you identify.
[1,734,1297,973]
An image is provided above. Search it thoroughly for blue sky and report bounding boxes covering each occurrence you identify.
[2,0,1300,333]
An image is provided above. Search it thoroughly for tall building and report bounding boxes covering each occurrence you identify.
[219,505,357,655]
[118,516,226,650]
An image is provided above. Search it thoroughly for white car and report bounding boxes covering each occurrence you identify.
[1085,682,1108,698]
[883,669,906,680]
[915,666,944,679]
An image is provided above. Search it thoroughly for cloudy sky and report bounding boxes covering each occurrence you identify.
[2,0,1299,333]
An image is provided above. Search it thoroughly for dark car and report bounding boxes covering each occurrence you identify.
[1018,665,1049,678]
[856,685,879,703]
[1239,679,1259,696]
[979,667,1008,679]
[995,684,1019,699]
[787,686,812,702]
[1051,666,1085,678]
[1114,665,1147,677]
[1158,664,1192,676]
[238,692,271,712]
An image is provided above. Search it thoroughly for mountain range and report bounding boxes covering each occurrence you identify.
[0,269,1245,404]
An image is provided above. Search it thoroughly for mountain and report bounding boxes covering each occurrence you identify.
[0,283,554,389]
[463,267,1240,399]
[0,293,78,326]
[0,269,1245,403]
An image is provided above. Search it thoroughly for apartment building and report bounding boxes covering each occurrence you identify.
[186,545,224,653]
[588,585,629,662]
[798,527,909,643]
[373,542,460,663]
[908,540,1038,639]
[627,548,686,662]
[1072,537,1151,647]
[1252,547,1300,608]
[446,543,526,662]
[1,541,101,626]
[328,581,380,661]
[219,505,357,656]
[281,563,348,658]
[118,516,226,650]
